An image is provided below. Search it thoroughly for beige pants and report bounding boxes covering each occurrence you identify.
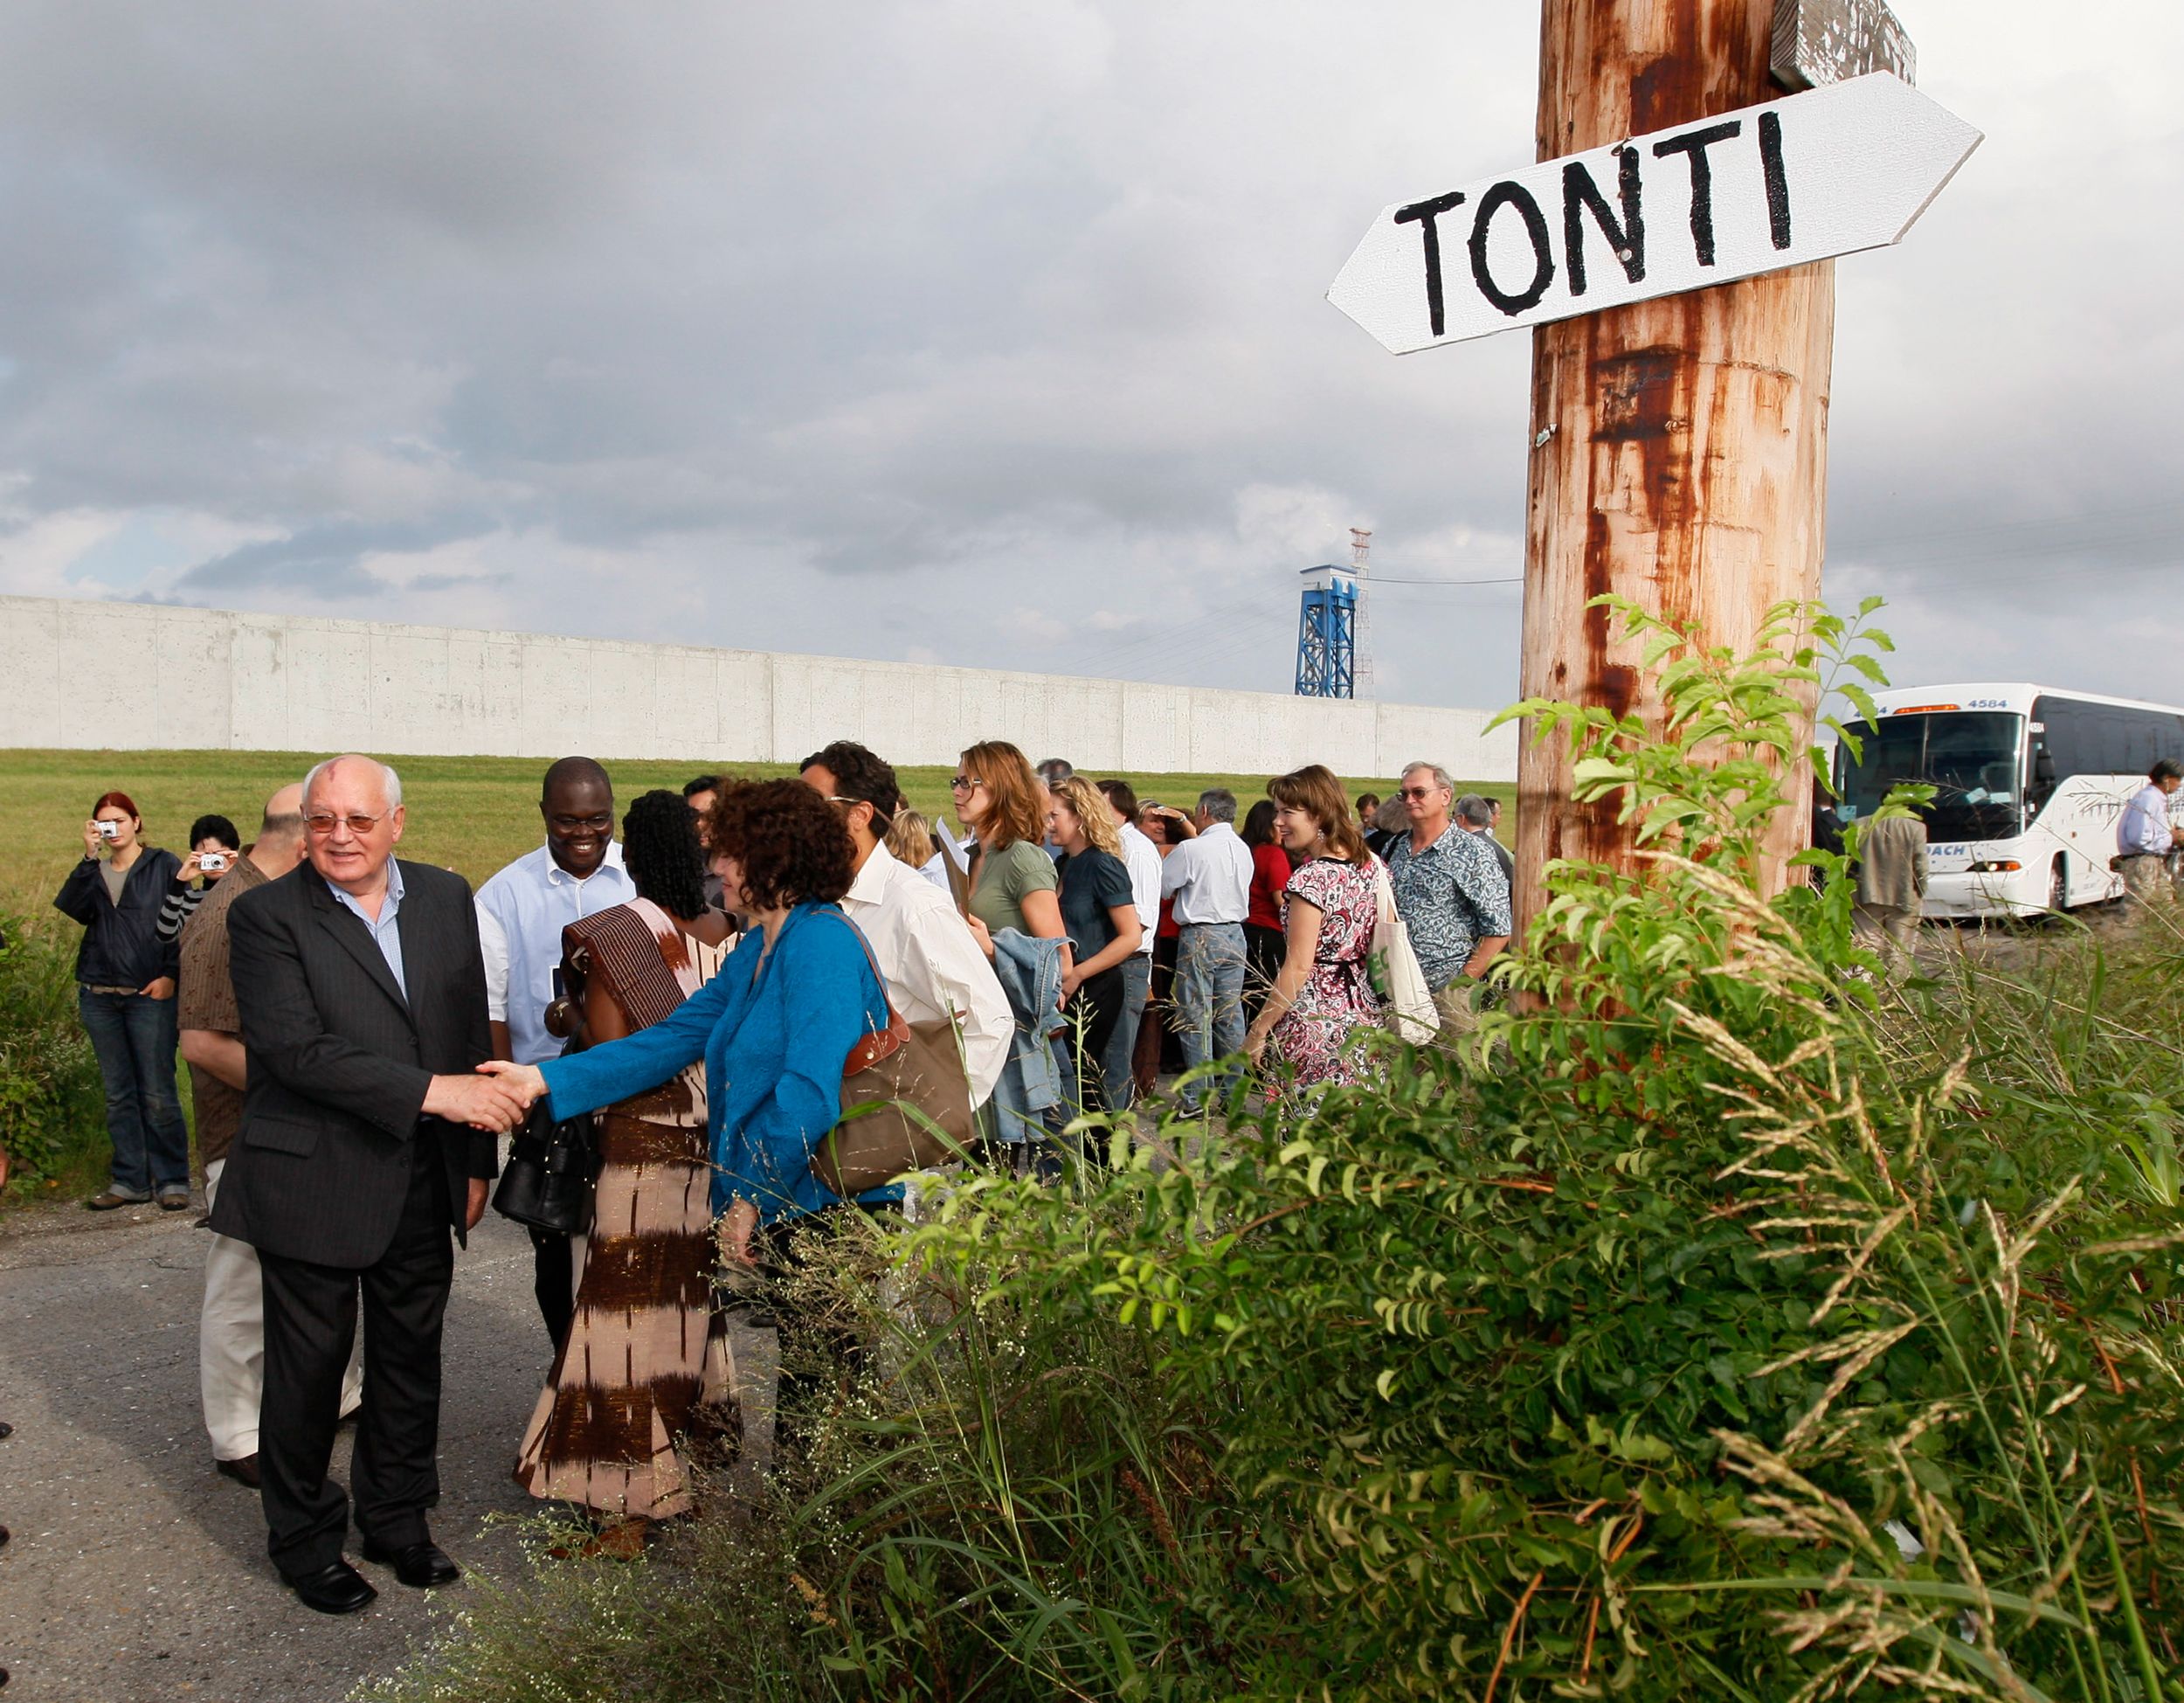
[1433,979,1478,1036]
[201,1158,362,1461]
[1854,903,1921,977]
[2119,854,2176,912]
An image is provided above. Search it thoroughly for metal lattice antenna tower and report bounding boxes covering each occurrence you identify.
[1349,527,1374,698]
[1293,561,1358,698]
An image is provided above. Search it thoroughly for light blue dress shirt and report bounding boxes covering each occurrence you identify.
[328,860,408,999]
[475,841,636,1066]
[2118,784,2177,857]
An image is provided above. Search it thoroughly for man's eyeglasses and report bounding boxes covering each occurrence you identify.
[305,812,387,837]
[949,775,984,793]
[547,813,614,833]
[1397,786,1440,801]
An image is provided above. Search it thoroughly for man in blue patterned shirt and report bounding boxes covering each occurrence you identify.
[1384,762,1512,1031]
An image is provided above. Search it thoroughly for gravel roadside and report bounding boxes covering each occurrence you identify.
[0,1197,576,1702]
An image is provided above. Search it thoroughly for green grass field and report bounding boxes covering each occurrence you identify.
[3,748,1515,917]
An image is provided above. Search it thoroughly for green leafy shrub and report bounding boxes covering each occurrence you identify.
[376,601,2183,1701]
[0,912,107,1190]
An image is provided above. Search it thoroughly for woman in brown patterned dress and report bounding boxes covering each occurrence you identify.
[514,790,736,1554]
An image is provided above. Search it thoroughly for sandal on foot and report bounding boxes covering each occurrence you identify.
[584,1519,648,1561]
[546,1516,648,1561]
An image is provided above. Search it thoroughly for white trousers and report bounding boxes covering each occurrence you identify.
[201,1157,363,1461]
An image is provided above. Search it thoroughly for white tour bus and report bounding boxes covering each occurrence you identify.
[1830,683,2184,919]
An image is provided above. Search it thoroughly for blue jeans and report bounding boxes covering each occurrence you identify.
[1173,923,1246,1110]
[1101,952,1151,1111]
[78,987,190,1195]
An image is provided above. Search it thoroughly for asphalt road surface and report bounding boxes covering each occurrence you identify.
[0,1195,685,1702]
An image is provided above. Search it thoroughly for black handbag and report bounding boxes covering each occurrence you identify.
[491,958,598,1235]
[492,1098,597,1235]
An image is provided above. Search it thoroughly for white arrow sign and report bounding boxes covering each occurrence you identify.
[1328,72,1979,354]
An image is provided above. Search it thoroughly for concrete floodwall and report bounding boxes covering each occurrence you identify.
[0,595,1516,780]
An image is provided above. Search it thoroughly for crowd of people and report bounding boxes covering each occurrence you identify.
[41,743,1514,1615]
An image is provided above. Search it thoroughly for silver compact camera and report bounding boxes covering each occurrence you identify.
[96,820,120,841]
[199,851,230,872]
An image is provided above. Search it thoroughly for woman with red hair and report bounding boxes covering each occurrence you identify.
[53,791,191,1209]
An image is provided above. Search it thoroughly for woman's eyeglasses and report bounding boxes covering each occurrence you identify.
[949,775,984,793]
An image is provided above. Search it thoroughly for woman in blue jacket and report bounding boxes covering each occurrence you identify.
[485,778,892,1453]
[53,790,190,1211]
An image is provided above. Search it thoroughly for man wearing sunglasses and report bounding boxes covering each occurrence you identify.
[211,754,522,1615]
[799,741,1011,1111]
[475,757,636,1350]
[1384,763,1511,1034]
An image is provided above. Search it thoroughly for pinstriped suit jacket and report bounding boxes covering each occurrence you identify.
[208,858,499,1268]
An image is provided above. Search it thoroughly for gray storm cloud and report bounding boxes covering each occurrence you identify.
[0,0,2175,712]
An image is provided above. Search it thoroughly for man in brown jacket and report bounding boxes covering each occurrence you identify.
[1854,810,1928,978]
[178,785,360,1488]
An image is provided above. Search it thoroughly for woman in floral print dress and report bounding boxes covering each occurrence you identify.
[1244,764,1382,1095]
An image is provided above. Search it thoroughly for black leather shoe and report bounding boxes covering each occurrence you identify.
[361,1538,460,1589]
[283,1559,377,1616]
[215,1454,260,1490]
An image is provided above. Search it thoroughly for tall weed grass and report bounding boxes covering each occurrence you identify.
[0,912,107,1194]
[372,601,2182,1701]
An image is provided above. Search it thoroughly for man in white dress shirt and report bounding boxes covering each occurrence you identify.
[1096,779,1161,1111]
[2116,758,2184,912]
[800,742,1011,1108]
[474,757,637,1347]
[1155,789,1255,1113]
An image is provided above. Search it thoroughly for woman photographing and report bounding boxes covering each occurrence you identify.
[482,779,894,1456]
[53,792,191,1211]
[1243,765,1380,1097]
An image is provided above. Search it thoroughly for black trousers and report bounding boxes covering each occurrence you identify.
[256,1140,453,1577]
[528,1225,575,1350]
[755,1203,895,1459]
[1067,965,1125,1118]
[1244,923,1285,1024]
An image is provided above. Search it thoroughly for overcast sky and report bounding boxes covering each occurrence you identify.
[0,1,2176,713]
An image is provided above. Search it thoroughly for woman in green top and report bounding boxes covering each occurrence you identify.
[952,740,1069,964]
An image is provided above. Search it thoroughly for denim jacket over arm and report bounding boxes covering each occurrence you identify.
[538,901,892,1223]
[985,928,1068,1146]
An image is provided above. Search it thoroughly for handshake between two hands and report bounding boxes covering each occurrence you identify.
[421,1062,549,1134]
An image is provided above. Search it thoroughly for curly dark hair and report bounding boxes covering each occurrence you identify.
[706,778,854,911]
[620,789,708,918]
[799,740,900,822]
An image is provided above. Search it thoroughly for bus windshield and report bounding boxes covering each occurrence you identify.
[1835,711,2025,842]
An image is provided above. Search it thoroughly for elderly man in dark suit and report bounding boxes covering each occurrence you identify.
[211,754,529,1616]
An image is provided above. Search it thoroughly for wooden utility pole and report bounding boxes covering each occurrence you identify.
[1513,0,1835,924]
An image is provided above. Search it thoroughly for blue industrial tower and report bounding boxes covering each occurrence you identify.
[1293,563,1358,698]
